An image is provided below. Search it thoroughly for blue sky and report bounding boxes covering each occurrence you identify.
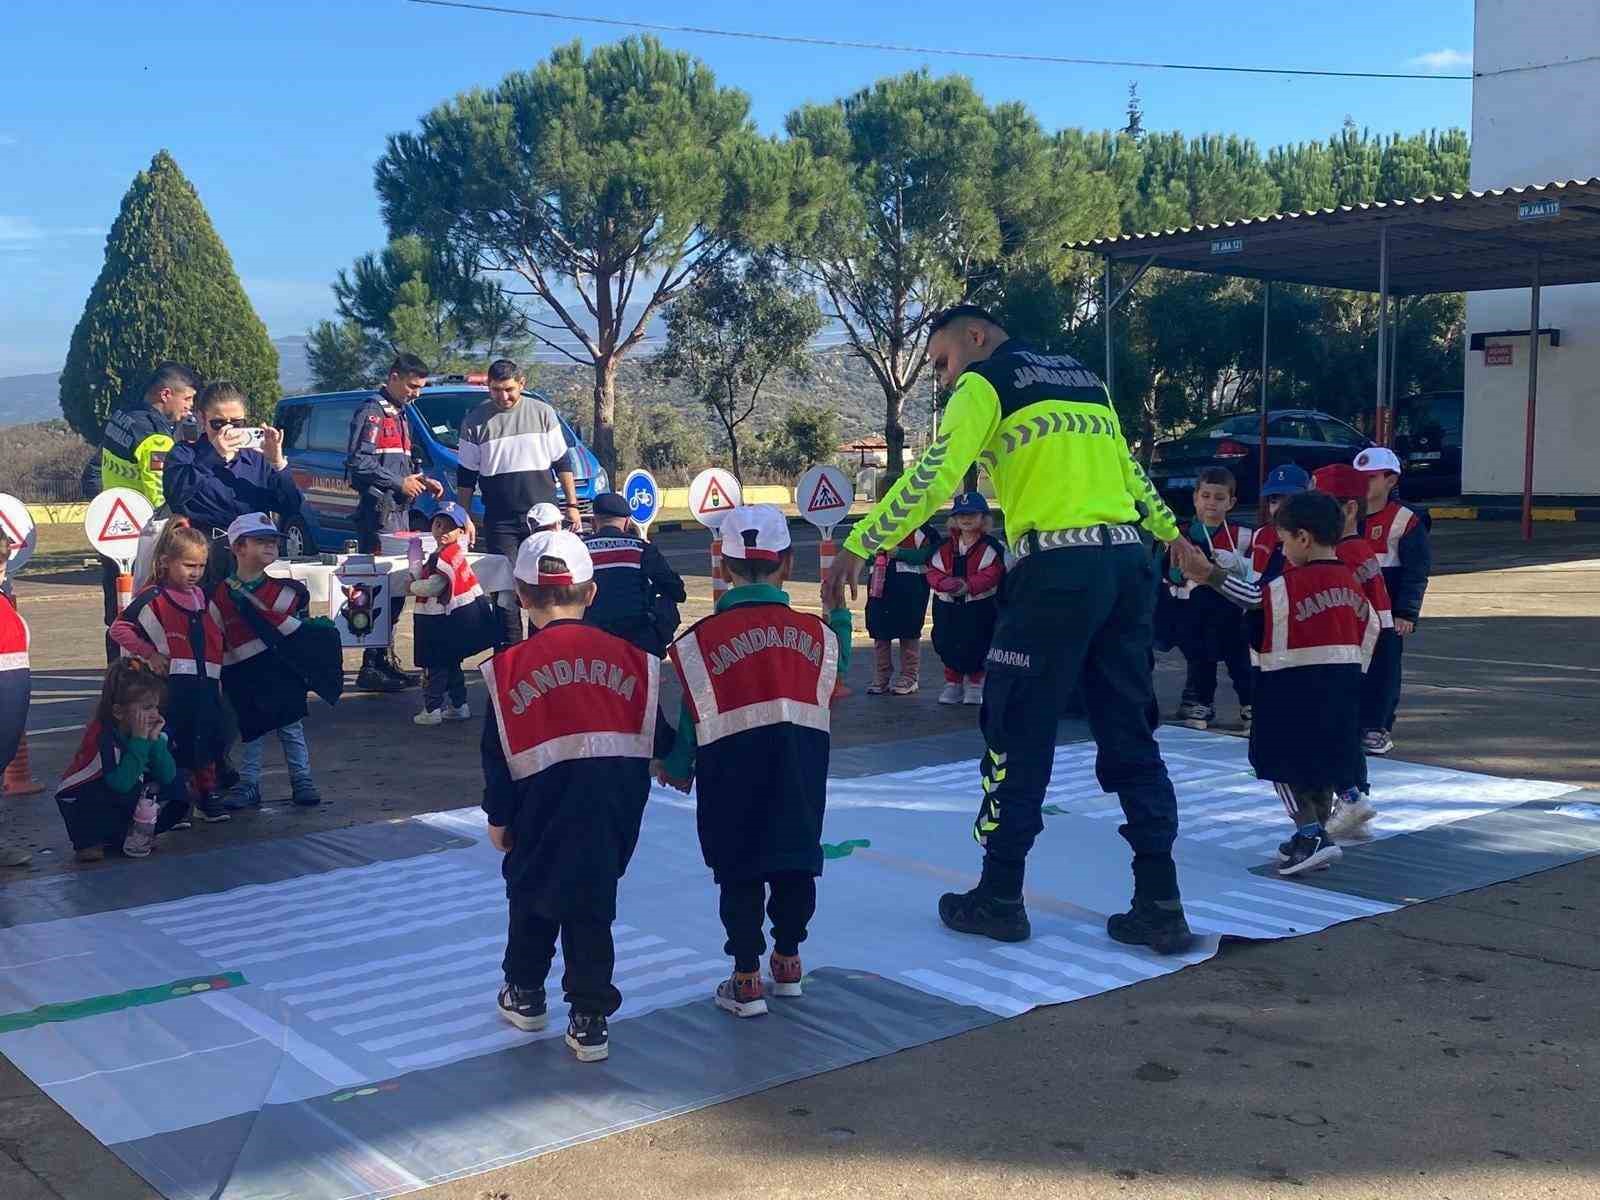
[0,0,1472,375]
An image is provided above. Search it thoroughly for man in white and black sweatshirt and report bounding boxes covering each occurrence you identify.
[457,359,582,645]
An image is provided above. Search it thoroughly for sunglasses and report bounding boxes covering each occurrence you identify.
[208,417,249,431]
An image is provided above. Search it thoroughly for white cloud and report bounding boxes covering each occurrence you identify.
[1409,49,1472,74]
[0,216,103,249]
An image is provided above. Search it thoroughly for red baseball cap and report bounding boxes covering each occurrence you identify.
[1311,463,1367,502]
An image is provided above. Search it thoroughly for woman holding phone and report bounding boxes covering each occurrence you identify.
[164,381,303,586]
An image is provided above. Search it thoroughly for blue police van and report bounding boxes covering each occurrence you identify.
[273,379,608,556]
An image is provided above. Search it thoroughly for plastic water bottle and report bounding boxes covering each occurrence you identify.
[124,787,158,858]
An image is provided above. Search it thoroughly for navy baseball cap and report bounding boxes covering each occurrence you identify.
[1260,464,1310,498]
[592,492,631,519]
[951,491,990,515]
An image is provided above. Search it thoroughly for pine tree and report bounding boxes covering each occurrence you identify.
[59,150,280,438]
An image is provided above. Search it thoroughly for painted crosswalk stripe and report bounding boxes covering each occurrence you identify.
[900,969,1028,1016]
[268,934,506,995]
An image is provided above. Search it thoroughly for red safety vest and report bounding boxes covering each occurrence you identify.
[123,586,223,678]
[1364,501,1418,569]
[1257,560,1379,673]
[669,603,839,747]
[209,578,306,666]
[1336,536,1394,629]
[0,590,28,673]
[481,622,659,781]
[412,541,485,617]
[1251,523,1281,577]
[928,535,1005,603]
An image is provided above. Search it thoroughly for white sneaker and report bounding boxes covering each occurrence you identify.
[442,703,472,721]
[962,682,984,705]
[938,682,963,705]
[1326,793,1378,839]
[0,841,33,868]
[413,708,444,727]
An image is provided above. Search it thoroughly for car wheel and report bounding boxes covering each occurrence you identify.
[282,518,313,559]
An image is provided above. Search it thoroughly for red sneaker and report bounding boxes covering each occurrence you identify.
[768,953,803,997]
[714,970,767,1018]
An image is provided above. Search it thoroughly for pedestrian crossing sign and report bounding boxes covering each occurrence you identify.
[806,475,846,513]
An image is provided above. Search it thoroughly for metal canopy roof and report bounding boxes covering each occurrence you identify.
[1069,178,1600,295]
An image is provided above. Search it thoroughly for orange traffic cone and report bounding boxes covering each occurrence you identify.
[3,733,45,796]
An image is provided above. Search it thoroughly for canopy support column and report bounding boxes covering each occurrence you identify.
[1374,225,1390,444]
[1103,257,1115,404]
[1258,280,1271,497]
[1522,254,1543,542]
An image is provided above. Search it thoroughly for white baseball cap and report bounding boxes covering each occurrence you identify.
[514,529,594,586]
[719,504,791,561]
[526,502,563,529]
[1353,446,1402,474]
[226,512,279,544]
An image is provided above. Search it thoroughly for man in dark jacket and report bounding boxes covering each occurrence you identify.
[579,493,687,656]
[165,381,303,586]
[345,353,442,691]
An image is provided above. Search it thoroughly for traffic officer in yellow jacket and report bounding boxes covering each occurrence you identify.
[823,305,1195,954]
[97,362,200,662]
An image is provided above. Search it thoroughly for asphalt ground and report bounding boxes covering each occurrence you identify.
[3,520,1598,1199]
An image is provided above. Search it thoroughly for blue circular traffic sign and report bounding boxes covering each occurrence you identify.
[622,468,660,529]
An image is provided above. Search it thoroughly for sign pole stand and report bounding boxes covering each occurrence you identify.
[710,535,726,601]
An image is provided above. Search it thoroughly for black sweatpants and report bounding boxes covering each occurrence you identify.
[719,872,817,973]
[1179,590,1253,709]
[1361,628,1404,733]
[974,539,1181,903]
[56,778,191,852]
[484,525,527,647]
[503,891,621,1017]
[100,555,122,665]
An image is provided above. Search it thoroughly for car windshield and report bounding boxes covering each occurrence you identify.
[1399,394,1463,439]
[412,391,484,450]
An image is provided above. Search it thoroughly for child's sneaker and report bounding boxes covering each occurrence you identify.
[75,845,106,863]
[962,681,984,705]
[290,780,323,808]
[1326,789,1376,838]
[122,827,154,858]
[938,682,963,705]
[1278,831,1342,876]
[197,793,231,823]
[768,953,804,997]
[442,702,472,721]
[565,1012,609,1062]
[1239,705,1253,734]
[1362,729,1394,755]
[0,841,33,868]
[170,812,193,830]
[413,708,444,727]
[1177,702,1213,730]
[497,983,548,1032]
[223,781,262,811]
[714,970,768,1018]
[888,675,919,696]
[1275,837,1295,864]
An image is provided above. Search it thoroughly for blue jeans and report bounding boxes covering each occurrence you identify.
[240,720,313,787]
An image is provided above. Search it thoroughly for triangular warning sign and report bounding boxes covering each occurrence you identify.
[807,475,846,513]
[97,496,143,541]
[0,511,25,545]
[697,477,733,514]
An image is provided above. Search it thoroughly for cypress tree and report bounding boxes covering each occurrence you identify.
[59,150,280,439]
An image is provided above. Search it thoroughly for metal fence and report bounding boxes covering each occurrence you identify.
[1,474,84,504]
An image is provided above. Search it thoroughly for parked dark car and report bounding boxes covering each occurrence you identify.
[1392,390,1463,498]
[1147,409,1372,508]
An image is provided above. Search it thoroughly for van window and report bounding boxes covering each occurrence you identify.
[307,401,362,453]
[278,405,310,451]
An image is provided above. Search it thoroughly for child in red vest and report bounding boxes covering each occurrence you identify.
[1252,464,1310,584]
[657,505,853,1019]
[110,519,230,823]
[1176,491,1379,877]
[408,502,498,725]
[56,659,192,861]
[212,513,342,810]
[483,529,662,1063]
[926,492,1005,705]
[1352,447,1432,755]
[1,518,33,867]
[864,520,938,694]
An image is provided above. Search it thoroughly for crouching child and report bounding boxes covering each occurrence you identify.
[482,530,661,1063]
[657,505,852,1018]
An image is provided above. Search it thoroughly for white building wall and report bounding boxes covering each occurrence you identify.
[1467,0,1600,498]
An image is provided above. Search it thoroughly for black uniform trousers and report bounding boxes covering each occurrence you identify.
[100,555,122,664]
[355,502,407,666]
[1361,628,1404,733]
[975,539,1180,903]
[1178,588,1253,710]
[483,525,527,646]
[719,872,817,973]
[503,891,622,1016]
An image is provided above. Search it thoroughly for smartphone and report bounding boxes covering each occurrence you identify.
[238,427,266,452]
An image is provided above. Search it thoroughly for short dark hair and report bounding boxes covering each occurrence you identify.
[723,549,790,583]
[144,362,200,400]
[928,304,1004,337]
[514,559,592,610]
[1196,466,1237,494]
[196,380,248,412]
[388,353,430,380]
[1274,491,1342,548]
[486,358,523,384]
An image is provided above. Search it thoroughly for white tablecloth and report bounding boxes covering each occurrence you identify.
[266,553,514,607]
